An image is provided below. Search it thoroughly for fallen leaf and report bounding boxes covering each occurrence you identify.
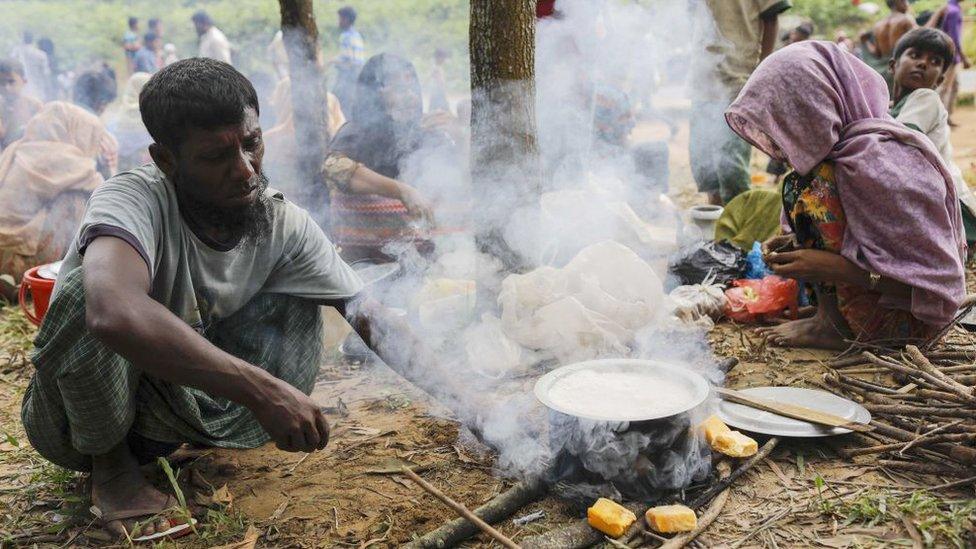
[212,484,234,507]
[210,525,261,549]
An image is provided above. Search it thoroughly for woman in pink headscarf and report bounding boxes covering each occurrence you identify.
[726,41,965,349]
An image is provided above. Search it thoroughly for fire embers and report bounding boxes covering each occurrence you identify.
[547,412,711,504]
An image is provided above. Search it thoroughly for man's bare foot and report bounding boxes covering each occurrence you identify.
[91,442,175,539]
[757,315,847,350]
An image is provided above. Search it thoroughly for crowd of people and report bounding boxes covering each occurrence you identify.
[0,0,974,541]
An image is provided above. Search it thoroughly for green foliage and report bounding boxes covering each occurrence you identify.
[834,490,976,548]
[790,0,871,35]
[0,0,469,90]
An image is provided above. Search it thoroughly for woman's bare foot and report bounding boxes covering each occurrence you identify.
[91,442,175,539]
[757,316,847,350]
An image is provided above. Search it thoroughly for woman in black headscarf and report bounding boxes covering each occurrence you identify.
[324,53,458,263]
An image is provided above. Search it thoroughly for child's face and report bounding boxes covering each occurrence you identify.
[892,47,945,92]
[0,71,25,101]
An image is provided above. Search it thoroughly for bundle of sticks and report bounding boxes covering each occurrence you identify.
[824,344,976,476]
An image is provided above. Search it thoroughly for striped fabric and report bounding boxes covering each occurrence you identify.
[21,267,324,472]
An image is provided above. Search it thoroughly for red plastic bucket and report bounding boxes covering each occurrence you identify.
[19,265,56,326]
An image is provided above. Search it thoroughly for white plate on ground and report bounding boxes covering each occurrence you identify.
[717,386,870,438]
[534,359,710,422]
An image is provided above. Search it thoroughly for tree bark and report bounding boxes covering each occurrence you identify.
[469,0,541,272]
[278,0,331,227]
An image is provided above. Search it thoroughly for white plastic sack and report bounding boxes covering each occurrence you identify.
[463,313,524,379]
[670,282,727,325]
[498,241,666,363]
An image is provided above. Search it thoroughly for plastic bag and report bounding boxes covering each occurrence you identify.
[498,241,663,363]
[463,313,524,379]
[670,281,727,325]
[669,240,746,286]
[723,276,799,323]
[744,241,774,279]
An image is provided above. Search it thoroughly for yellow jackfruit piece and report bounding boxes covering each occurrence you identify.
[645,504,698,534]
[699,414,732,446]
[587,497,636,537]
[713,430,758,457]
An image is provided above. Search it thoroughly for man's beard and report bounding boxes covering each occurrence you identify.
[175,171,274,247]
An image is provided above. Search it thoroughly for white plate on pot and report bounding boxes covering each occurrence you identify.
[717,386,870,438]
[534,359,710,422]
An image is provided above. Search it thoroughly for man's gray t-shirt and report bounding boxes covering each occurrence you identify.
[55,164,363,332]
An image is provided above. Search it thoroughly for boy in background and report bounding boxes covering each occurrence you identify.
[890,27,976,247]
[0,58,43,150]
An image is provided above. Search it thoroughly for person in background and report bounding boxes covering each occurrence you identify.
[937,0,972,121]
[0,59,44,150]
[332,6,366,114]
[0,101,118,300]
[72,70,119,177]
[268,30,290,81]
[263,77,346,218]
[122,17,140,74]
[148,18,163,40]
[36,38,59,101]
[787,22,813,45]
[192,10,232,65]
[10,31,51,102]
[872,0,917,90]
[162,44,179,67]
[689,0,792,206]
[324,53,442,263]
[133,33,162,75]
[889,28,976,249]
[105,73,153,172]
[727,41,965,349]
[427,48,450,113]
[835,30,856,54]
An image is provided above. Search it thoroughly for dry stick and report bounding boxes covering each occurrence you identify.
[844,433,976,457]
[905,346,975,397]
[925,474,976,492]
[401,467,521,549]
[914,388,972,404]
[686,438,780,509]
[656,462,733,549]
[898,420,966,455]
[826,370,900,395]
[404,480,545,549]
[878,459,976,477]
[521,502,645,549]
[869,421,976,465]
[865,352,976,405]
[862,403,975,419]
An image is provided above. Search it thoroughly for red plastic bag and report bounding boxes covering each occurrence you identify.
[723,276,799,323]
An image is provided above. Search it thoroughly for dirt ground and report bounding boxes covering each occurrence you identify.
[3,107,976,548]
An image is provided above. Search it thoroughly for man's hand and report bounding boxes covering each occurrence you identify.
[250,378,330,453]
[766,249,850,282]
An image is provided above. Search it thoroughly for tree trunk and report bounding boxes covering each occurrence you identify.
[278,0,331,228]
[469,0,541,272]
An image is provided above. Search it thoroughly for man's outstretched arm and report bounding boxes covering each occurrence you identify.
[82,236,329,453]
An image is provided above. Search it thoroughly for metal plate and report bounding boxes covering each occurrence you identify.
[37,261,62,280]
[717,386,871,438]
[352,262,400,287]
[534,359,710,422]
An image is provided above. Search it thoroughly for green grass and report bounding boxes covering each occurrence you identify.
[832,490,976,548]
